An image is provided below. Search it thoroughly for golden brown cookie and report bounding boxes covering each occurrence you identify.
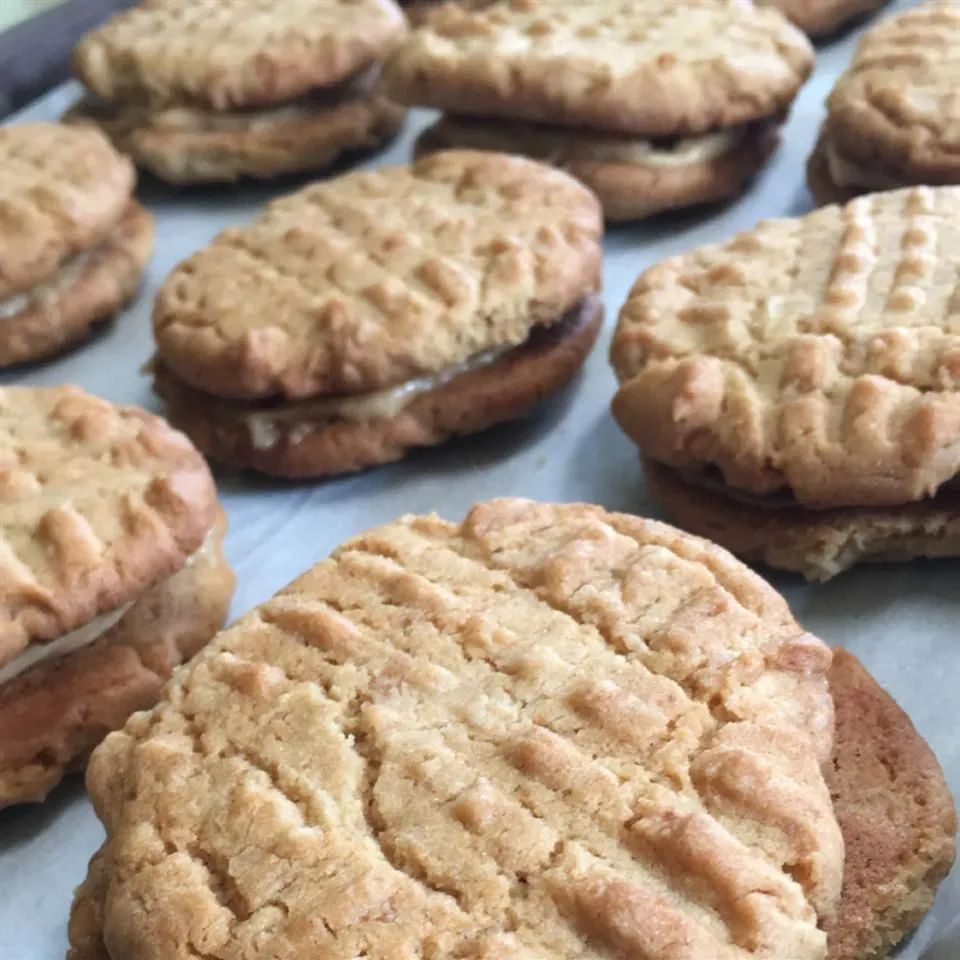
[0,511,233,808]
[758,0,890,37]
[69,498,845,958]
[644,459,960,581]
[0,202,153,369]
[0,123,135,301]
[73,0,407,111]
[809,1,960,198]
[67,638,957,960]
[153,150,602,400]
[612,187,960,511]
[65,85,405,186]
[0,385,219,653]
[384,0,812,137]
[154,296,601,478]
[826,649,957,960]
[417,116,780,221]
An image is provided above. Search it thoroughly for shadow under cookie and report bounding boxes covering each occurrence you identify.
[644,459,960,581]
[154,296,602,478]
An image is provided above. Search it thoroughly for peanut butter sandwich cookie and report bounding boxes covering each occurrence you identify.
[612,186,960,580]
[68,0,407,185]
[151,150,603,478]
[384,0,813,221]
[809,1,960,204]
[0,386,234,807]
[64,498,954,960]
[0,123,152,369]
[757,0,890,38]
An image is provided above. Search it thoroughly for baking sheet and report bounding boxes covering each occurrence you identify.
[1,2,957,955]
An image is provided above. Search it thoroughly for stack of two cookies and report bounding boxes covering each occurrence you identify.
[0,123,152,369]
[611,186,960,580]
[68,0,408,184]
[150,151,604,477]
[67,499,955,959]
[808,0,960,204]
[385,0,814,220]
[0,386,234,807]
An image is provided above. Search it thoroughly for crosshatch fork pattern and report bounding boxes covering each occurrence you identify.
[825,0,960,178]
[71,500,842,960]
[0,124,134,300]
[612,187,960,509]
[153,151,602,400]
[0,386,217,655]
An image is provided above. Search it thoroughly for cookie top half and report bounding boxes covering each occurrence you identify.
[83,498,841,958]
[825,0,960,180]
[73,0,408,110]
[612,187,960,509]
[0,386,217,658]
[0,123,134,301]
[154,150,603,399]
[383,0,813,136]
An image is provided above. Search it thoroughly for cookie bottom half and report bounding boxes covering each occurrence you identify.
[826,650,956,960]
[758,0,890,38]
[416,116,780,221]
[0,513,233,808]
[645,459,960,581]
[805,127,916,207]
[0,202,153,369]
[66,92,405,185]
[66,648,955,960]
[153,295,603,478]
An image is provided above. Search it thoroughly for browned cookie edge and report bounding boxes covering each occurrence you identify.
[644,459,960,581]
[826,649,957,960]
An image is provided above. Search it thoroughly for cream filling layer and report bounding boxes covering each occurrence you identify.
[0,604,132,685]
[824,137,902,190]
[94,68,381,134]
[0,249,96,320]
[247,344,511,450]
[435,118,745,168]
[0,533,214,686]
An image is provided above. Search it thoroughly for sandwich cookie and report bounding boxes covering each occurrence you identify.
[756,0,890,38]
[611,186,960,580]
[151,150,603,478]
[68,0,408,184]
[65,499,953,960]
[0,123,152,369]
[0,386,234,806]
[384,0,813,221]
[808,1,960,204]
